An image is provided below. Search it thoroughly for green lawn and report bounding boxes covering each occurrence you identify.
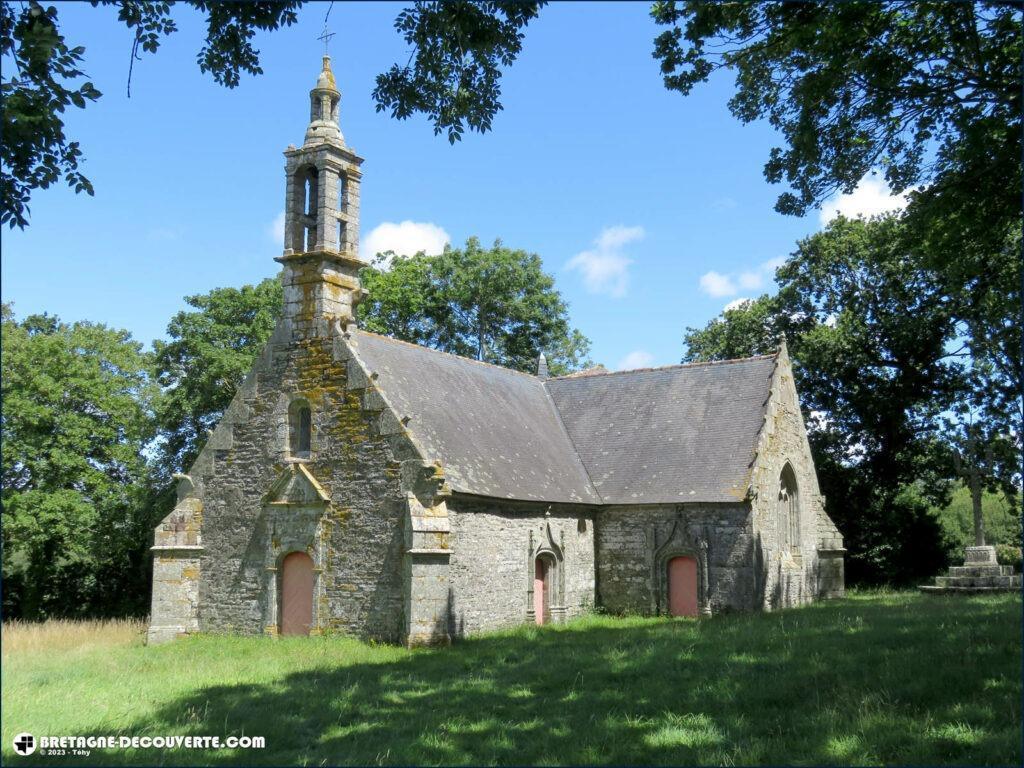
[2,591,1021,766]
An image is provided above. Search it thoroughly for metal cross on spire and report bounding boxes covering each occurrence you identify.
[317,26,336,56]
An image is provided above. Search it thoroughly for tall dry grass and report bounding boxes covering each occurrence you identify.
[1,618,146,657]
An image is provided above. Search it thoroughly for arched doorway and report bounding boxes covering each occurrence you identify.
[667,556,698,617]
[534,556,551,625]
[280,551,315,636]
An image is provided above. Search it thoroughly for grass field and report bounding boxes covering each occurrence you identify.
[1,591,1020,766]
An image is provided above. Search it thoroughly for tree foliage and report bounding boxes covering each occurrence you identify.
[0,0,302,228]
[1,305,157,618]
[359,237,591,375]
[651,2,1021,218]
[0,2,101,228]
[372,1,545,143]
[152,278,282,479]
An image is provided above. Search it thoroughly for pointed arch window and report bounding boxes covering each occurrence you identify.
[779,463,799,553]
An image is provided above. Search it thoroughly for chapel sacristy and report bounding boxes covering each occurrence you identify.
[147,56,845,646]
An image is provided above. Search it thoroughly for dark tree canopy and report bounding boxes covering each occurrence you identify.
[651,2,1022,215]
[0,0,302,228]
[1,305,157,618]
[372,1,546,143]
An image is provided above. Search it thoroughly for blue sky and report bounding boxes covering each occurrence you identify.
[1,2,903,370]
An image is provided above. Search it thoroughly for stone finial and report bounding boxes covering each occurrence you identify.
[777,333,789,356]
[536,352,549,379]
[305,55,343,145]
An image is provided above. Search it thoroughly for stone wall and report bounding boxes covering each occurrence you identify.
[748,341,845,608]
[447,497,596,637]
[595,503,755,615]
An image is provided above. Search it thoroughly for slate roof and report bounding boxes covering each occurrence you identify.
[546,357,776,504]
[351,330,600,503]
[349,329,777,505]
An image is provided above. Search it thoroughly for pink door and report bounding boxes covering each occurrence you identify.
[668,556,698,617]
[534,557,548,625]
[280,551,315,636]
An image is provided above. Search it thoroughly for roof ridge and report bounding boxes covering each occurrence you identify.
[546,352,778,381]
[352,328,539,379]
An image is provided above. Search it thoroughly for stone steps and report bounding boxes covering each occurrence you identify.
[920,584,1021,594]
[948,565,1016,578]
[920,545,1022,595]
[933,574,1021,589]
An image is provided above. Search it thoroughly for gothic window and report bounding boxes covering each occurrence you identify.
[289,400,312,458]
[779,463,799,552]
[337,174,346,211]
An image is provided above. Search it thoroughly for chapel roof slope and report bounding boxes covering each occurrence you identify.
[349,329,776,506]
[350,330,601,504]
[545,356,777,504]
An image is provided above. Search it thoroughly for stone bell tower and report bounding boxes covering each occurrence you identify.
[276,55,365,332]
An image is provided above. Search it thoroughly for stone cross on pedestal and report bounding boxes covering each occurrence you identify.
[922,431,1019,594]
[952,433,997,548]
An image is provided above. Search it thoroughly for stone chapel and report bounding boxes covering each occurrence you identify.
[147,57,845,646]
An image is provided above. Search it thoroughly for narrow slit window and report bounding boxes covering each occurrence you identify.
[290,401,312,458]
[297,407,311,456]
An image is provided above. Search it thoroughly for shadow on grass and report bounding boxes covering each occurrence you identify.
[18,594,1024,765]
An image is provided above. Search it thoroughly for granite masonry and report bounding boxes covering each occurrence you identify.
[148,57,845,646]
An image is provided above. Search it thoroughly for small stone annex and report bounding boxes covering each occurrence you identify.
[147,57,845,646]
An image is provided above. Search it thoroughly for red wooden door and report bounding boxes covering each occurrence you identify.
[280,551,315,636]
[534,557,547,625]
[667,556,698,617]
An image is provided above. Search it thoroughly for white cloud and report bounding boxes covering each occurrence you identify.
[699,257,785,299]
[268,210,285,245]
[699,271,736,297]
[724,298,752,312]
[819,176,911,225]
[737,271,763,290]
[566,225,644,298]
[617,350,655,371]
[361,220,450,265]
